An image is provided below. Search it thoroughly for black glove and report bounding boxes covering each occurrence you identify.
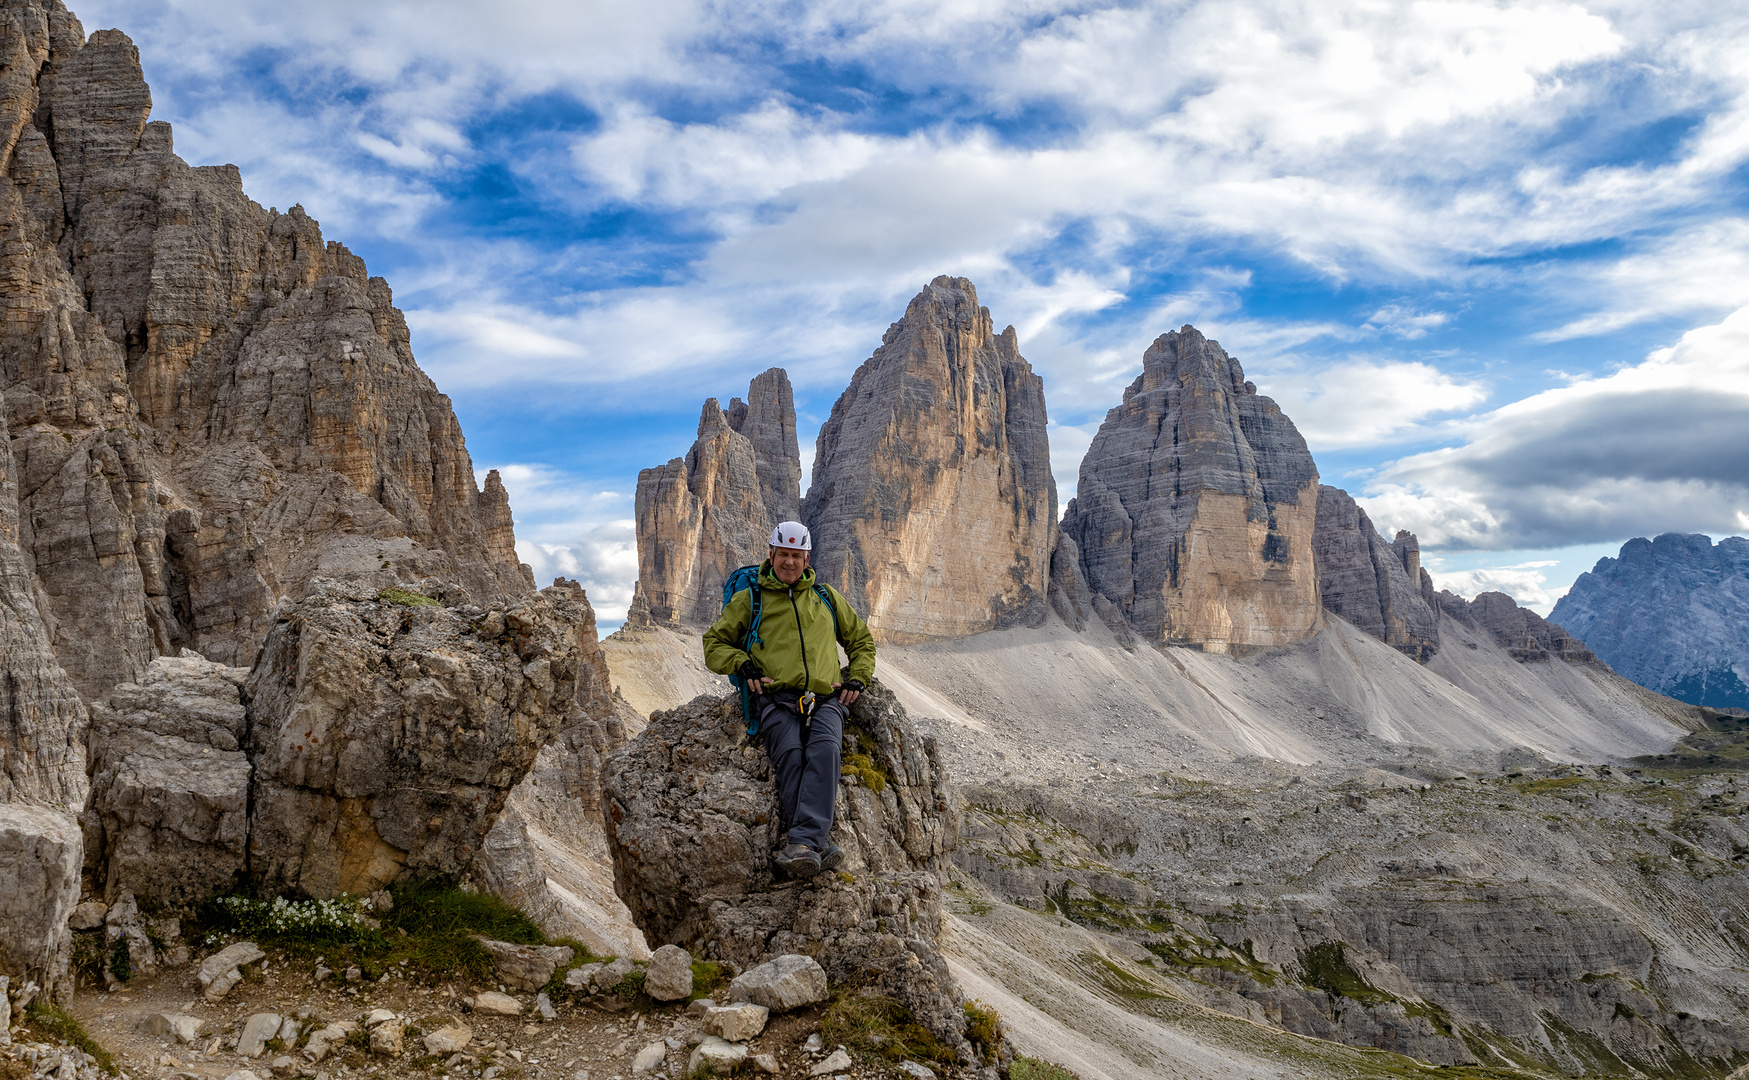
[738,660,764,682]
[841,678,865,693]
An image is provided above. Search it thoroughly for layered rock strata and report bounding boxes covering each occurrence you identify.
[1313,485,1438,662]
[1061,326,1320,650]
[82,654,250,906]
[244,579,593,898]
[633,369,801,627]
[601,682,967,1047]
[803,276,1055,641]
[1551,534,1749,708]
[1438,590,1595,664]
[0,803,81,999]
[0,7,531,699]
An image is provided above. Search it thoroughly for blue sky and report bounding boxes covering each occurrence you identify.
[76,0,1749,626]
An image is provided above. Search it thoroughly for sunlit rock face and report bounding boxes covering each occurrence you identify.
[1061,326,1320,650]
[803,276,1056,641]
[0,7,531,698]
[632,368,802,628]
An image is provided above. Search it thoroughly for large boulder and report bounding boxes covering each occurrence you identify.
[0,804,81,999]
[602,681,965,1047]
[244,579,595,897]
[1313,486,1439,662]
[802,277,1056,641]
[82,655,251,904]
[1061,325,1320,650]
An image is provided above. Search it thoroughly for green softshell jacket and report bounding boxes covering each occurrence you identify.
[703,562,876,696]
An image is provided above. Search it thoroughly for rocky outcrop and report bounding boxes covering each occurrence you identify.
[1061,326,1320,651]
[82,654,250,905]
[601,682,967,1048]
[1551,534,1749,709]
[0,7,531,700]
[1313,486,1438,662]
[0,803,81,999]
[803,276,1056,641]
[243,579,594,898]
[633,370,801,628]
[1438,590,1595,664]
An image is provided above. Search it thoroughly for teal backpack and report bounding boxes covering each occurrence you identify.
[722,565,839,737]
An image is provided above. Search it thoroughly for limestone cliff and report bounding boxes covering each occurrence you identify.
[1438,590,1596,664]
[1313,485,1439,662]
[633,369,801,627]
[0,7,532,698]
[803,276,1055,640]
[1061,326,1319,650]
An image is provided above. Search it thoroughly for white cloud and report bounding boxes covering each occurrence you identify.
[1257,359,1488,450]
[494,464,638,623]
[1363,303,1749,548]
[1426,560,1567,613]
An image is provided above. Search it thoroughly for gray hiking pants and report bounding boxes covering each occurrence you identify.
[759,695,845,851]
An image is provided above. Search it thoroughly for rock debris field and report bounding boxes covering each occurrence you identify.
[6,942,917,1080]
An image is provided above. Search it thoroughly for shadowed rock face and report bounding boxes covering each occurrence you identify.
[1551,534,1749,709]
[1439,590,1596,664]
[633,369,802,628]
[601,682,966,1047]
[1313,486,1439,662]
[803,276,1056,641]
[1061,326,1319,650]
[0,6,531,697]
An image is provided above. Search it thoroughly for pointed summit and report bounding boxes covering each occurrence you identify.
[803,276,1056,640]
[1060,326,1320,650]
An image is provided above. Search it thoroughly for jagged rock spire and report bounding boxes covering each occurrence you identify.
[1060,326,1320,650]
[1313,485,1439,662]
[633,371,803,627]
[802,276,1056,640]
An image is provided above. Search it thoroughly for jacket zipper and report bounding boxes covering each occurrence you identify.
[789,587,810,693]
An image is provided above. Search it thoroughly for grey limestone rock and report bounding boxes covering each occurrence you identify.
[602,681,966,1047]
[643,943,694,1002]
[0,6,533,702]
[1551,533,1749,708]
[0,802,81,999]
[82,655,250,905]
[477,938,573,993]
[244,579,595,898]
[1061,326,1320,650]
[1312,485,1438,662]
[1439,590,1595,664]
[634,370,802,628]
[803,276,1056,641]
[726,954,828,1013]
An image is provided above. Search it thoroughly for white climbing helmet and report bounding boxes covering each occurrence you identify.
[769,522,812,551]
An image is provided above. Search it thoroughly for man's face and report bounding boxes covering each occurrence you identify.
[770,545,809,585]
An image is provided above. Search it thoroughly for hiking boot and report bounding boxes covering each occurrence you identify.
[773,843,821,879]
[818,844,846,872]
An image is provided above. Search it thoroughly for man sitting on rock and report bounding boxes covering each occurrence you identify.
[704,522,877,879]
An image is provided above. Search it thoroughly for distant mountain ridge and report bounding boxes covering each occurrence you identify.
[1551,533,1749,709]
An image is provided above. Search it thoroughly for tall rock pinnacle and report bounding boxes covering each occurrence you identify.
[0,7,535,694]
[803,276,1055,640]
[1313,485,1438,662]
[1061,326,1319,650]
[633,369,802,627]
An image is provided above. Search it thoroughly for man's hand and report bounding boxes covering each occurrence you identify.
[834,678,864,706]
[738,660,771,695]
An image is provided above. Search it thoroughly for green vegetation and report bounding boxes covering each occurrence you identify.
[192,878,554,982]
[377,586,442,607]
[841,752,888,792]
[107,935,131,984]
[1300,941,1393,1006]
[688,959,729,1002]
[1632,713,1749,779]
[819,993,955,1066]
[841,720,895,792]
[1009,1058,1081,1080]
[1083,952,1168,1002]
[963,999,1004,1056]
[23,1001,118,1075]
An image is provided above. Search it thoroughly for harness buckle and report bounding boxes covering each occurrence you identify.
[799,690,817,719]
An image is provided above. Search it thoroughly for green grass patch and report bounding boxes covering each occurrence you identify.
[842,720,896,792]
[190,878,552,983]
[688,960,729,1002]
[1010,1058,1081,1080]
[842,752,888,792]
[820,993,956,1066]
[377,587,442,607]
[964,999,1003,1055]
[23,1001,118,1075]
[1299,941,1394,1007]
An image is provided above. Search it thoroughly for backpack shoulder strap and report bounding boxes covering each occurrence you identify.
[812,582,841,641]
